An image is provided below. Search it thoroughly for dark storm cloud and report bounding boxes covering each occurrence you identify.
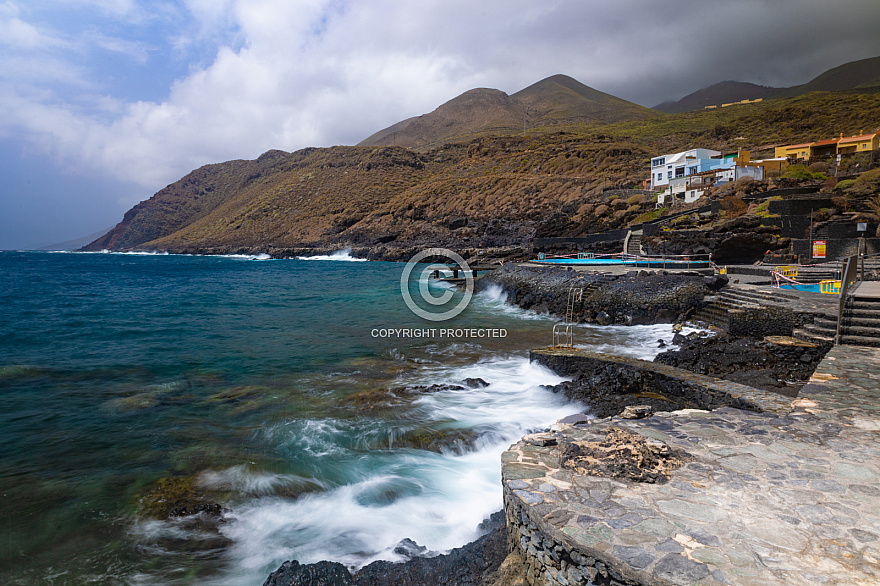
[1,0,879,248]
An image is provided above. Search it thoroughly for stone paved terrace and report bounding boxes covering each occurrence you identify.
[502,345,880,585]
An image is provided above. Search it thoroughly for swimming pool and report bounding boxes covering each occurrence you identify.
[777,283,823,293]
[534,258,711,268]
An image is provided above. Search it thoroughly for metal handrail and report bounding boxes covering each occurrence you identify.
[551,287,584,348]
[835,256,860,345]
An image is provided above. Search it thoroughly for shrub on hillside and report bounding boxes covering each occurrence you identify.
[809,161,829,175]
[626,194,644,205]
[721,195,748,219]
[594,204,609,217]
[783,164,829,181]
[834,179,856,191]
[849,168,880,196]
[831,195,851,212]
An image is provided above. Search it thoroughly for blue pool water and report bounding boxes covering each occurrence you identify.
[777,283,824,293]
[534,258,710,268]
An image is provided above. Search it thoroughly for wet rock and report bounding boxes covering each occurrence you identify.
[265,512,510,586]
[476,265,711,326]
[557,413,591,425]
[137,475,225,519]
[463,377,489,389]
[339,383,467,411]
[393,538,434,559]
[595,311,612,325]
[394,428,480,453]
[354,512,507,585]
[620,405,654,419]
[263,560,354,586]
[523,433,557,447]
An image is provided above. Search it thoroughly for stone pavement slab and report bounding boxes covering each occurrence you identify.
[503,345,880,585]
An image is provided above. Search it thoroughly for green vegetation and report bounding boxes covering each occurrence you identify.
[783,164,829,181]
[626,194,645,205]
[754,196,783,218]
[834,179,856,190]
[634,208,667,223]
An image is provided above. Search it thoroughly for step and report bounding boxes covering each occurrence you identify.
[792,327,835,344]
[840,326,880,338]
[801,323,837,337]
[839,335,880,347]
[843,317,880,329]
[721,289,791,304]
[848,302,880,313]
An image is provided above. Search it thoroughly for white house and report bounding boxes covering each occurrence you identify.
[659,163,765,206]
[650,148,722,190]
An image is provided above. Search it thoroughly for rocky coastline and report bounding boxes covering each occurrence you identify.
[262,263,829,585]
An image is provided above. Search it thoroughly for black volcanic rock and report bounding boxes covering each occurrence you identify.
[263,512,509,586]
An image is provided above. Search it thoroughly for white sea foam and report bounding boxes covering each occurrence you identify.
[296,249,367,262]
[205,356,578,584]
[472,283,550,320]
[198,465,327,497]
[573,323,707,361]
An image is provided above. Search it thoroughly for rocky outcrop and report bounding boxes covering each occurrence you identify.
[654,334,831,396]
[263,512,511,586]
[530,347,792,418]
[477,265,722,325]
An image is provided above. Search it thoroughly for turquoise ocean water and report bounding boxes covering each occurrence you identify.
[0,251,684,585]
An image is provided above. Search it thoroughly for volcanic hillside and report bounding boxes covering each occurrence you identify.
[358,74,658,150]
[84,84,880,261]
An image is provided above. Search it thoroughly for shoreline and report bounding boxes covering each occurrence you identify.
[260,264,742,585]
[261,262,840,585]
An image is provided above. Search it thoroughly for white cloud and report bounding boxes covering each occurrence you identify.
[2,0,880,197]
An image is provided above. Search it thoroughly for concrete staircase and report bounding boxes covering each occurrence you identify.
[624,229,643,256]
[839,284,880,347]
[691,286,799,330]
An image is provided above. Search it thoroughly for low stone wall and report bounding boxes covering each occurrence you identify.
[726,305,795,337]
[504,492,642,586]
[529,348,792,415]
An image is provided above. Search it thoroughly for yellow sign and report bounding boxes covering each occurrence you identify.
[812,240,826,259]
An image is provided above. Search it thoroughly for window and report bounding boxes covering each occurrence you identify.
[667,171,672,179]
[675,167,685,178]
[652,157,665,167]
[863,144,868,149]
[688,166,697,175]
[657,173,663,182]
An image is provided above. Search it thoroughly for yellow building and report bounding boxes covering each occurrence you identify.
[837,132,879,154]
[774,143,813,160]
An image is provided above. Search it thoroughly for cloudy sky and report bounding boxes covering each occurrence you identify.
[2,0,879,249]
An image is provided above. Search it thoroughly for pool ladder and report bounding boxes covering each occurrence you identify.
[552,287,583,348]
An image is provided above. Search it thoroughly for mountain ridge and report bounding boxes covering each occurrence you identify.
[83,89,880,259]
[654,55,880,113]
[358,74,658,150]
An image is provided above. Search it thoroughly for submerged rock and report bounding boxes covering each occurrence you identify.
[339,383,469,411]
[137,475,225,519]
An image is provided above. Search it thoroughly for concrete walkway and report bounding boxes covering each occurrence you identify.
[854,281,880,299]
[502,345,880,585]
